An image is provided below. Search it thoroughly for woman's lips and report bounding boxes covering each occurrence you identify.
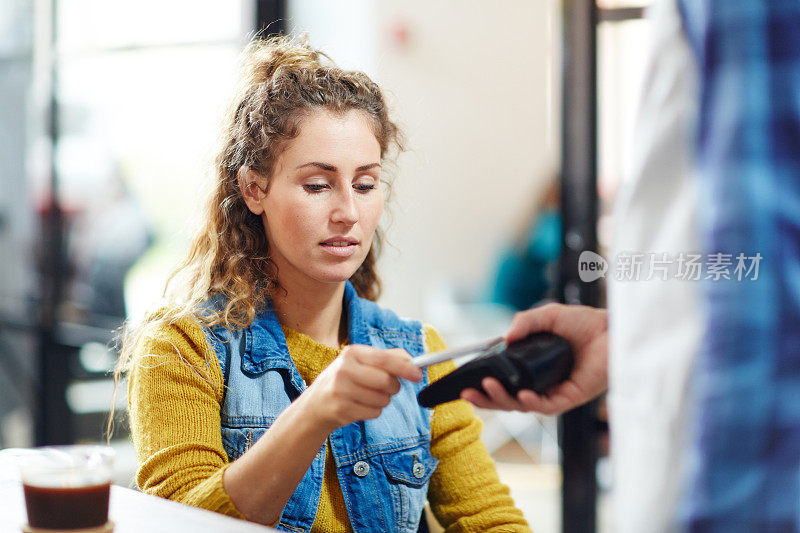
[320,242,358,257]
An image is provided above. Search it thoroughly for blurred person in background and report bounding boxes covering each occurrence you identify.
[463,0,800,531]
[487,179,561,312]
[70,168,153,322]
[117,35,530,532]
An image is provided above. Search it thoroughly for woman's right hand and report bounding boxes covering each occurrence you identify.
[301,345,423,433]
[224,345,421,525]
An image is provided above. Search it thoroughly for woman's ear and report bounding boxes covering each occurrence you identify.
[238,167,267,215]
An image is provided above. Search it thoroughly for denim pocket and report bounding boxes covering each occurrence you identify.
[220,426,268,462]
[380,445,439,529]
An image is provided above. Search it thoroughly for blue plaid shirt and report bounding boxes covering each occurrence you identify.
[678,1,800,530]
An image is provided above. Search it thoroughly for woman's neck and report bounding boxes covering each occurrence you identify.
[271,280,347,350]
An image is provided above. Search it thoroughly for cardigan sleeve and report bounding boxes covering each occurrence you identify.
[127,315,244,518]
[424,325,532,532]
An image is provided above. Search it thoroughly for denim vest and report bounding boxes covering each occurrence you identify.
[201,282,438,533]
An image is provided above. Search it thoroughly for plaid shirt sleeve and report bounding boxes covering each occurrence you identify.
[677,1,800,530]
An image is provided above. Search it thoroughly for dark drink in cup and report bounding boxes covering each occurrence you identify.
[23,482,111,529]
[18,445,114,530]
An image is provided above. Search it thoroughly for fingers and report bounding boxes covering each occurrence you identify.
[507,303,609,350]
[339,360,401,395]
[460,378,525,411]
[460,388,495,409]
[329,397,384,424]
[458,378,574,415]
[506,303,561,344]
[502,304,609,416]
[343,386,392,409]
[480,378,523,410]
[347,346,422,382]
[516,389,568,416]
[309,345,426,430]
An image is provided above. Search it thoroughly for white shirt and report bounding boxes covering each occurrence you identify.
[608,1,701,531]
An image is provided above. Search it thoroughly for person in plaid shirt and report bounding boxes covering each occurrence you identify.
[463,0,800,530]
[677,0,800,530]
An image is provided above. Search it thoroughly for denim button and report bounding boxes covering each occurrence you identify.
[353,461,370,477]
[412,462,425,479]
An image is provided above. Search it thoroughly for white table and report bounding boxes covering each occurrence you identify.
[0,479,276,532]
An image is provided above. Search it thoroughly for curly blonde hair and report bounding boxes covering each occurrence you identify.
[112,35,404,411]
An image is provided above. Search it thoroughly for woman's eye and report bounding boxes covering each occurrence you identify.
[354,184,376,192]
[303,183,328,192]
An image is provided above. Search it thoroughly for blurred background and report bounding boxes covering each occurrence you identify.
[0,1,651,531]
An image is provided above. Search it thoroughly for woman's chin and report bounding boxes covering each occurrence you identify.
[309,265,361,285]
[309,254,366,282]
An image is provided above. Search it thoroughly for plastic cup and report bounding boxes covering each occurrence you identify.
[16,445,114,530]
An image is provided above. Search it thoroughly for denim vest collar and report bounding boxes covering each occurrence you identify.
[243,281,370,379]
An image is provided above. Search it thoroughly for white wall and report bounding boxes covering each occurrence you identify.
[373,1,559,322]
[287,0,378,75]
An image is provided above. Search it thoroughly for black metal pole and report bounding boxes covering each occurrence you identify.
[559,1,599,532]
[255,0,287,36]
[34,0,71,446]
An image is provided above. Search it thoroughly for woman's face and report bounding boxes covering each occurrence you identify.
[258,109,384,290]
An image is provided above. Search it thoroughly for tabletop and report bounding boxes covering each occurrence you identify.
[0,479,276,532]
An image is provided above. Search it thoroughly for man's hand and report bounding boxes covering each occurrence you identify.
[460,303,608,415]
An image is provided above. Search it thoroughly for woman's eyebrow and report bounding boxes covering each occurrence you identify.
[295,162,381,172]
[296,161,336,171]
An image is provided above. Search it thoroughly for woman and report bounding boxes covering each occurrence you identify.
[122,35,530,532]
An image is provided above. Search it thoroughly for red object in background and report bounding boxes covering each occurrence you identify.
[387,18,410,48]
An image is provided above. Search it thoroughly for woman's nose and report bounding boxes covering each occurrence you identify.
[330,188,358,225]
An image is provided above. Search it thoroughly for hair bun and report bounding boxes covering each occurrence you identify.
[241,34,328,87]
